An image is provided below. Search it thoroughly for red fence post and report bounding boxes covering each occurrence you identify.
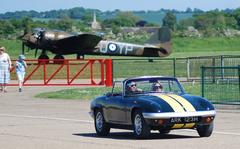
[105,59,113,87]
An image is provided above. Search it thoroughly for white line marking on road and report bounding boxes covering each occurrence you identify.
[213,131,240,136]
[184,129,240,136]
[0,114,93,123]
[1,114,240,137]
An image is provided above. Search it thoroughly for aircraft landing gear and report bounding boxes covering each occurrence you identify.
[77,54,84,59]
[53,54,65,64]
[38,54,49,64]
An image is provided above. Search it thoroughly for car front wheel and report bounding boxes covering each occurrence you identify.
[133,110,150,139]
[94,109,110,136]
[197,123,213,137]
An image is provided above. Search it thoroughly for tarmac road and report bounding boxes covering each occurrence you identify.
[0,86,240,149]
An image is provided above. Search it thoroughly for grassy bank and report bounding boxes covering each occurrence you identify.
[173,37,240,52]
[0,37,240,59]
[35,82,200,100]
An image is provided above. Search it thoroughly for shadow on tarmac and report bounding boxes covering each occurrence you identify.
[73,132,199,140]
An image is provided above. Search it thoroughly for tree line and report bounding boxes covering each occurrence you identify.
[0,7,210,19]
[0,7,240,39]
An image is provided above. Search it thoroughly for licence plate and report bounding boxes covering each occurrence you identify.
[170,117,199,123]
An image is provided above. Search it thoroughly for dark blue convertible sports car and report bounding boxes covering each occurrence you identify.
[90,76,216,139]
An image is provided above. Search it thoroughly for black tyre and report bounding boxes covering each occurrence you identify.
[38,54,49,60]
[197,123,213,137]
[94,109,110,136]
[38,54,49,64]
[53,55,65,64]
[159,129,170,134]
[133,110,150,139]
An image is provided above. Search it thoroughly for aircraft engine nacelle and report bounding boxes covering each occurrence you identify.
[42,30,73,41]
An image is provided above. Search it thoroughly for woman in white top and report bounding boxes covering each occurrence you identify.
[0,47,12,93]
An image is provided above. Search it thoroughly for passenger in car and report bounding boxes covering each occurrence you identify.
[152,82,163,92]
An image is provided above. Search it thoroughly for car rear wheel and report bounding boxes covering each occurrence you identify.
[133,110,150,139]
[94,109,110,136]
[197,123,213,137]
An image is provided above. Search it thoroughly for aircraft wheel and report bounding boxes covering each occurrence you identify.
[53,55,65,64]
[77,54,84,59]
[38,55,49,64]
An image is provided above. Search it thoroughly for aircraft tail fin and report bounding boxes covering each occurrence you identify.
[144,27,172,56]
[146,27,171,44]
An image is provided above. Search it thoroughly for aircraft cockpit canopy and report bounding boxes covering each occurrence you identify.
[32,28,44,39]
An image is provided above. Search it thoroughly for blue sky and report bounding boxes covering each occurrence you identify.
[0,0,239,13]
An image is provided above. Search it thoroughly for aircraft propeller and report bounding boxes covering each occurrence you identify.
[34,29,44,58]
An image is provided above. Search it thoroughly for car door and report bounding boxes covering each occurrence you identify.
[105,94,128,124]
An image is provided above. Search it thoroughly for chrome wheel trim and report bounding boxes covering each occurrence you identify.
[134,114,142,135]
[96,112,103,131]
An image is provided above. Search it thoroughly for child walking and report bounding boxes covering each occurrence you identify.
[15,55,27,92]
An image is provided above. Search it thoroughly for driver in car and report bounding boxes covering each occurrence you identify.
[126,81,142,94]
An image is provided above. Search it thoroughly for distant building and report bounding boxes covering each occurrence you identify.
[91,12,101,30]
[121,27,160,34]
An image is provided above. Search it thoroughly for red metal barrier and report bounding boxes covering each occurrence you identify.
[8,59,113,86]
[105,59,113,87]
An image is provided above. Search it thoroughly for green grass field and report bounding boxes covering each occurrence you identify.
[1,37,240,59]
[35,82,201,100]
[173,37,240,53]
[35,81,239,104]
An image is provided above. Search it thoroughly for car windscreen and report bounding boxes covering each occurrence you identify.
[125,78,184,95]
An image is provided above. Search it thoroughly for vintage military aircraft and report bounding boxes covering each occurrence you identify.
[21,27,172,60]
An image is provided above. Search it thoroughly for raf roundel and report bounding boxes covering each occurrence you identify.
[108,43,118,52]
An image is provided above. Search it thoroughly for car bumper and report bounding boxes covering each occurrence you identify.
[142,110,216,119]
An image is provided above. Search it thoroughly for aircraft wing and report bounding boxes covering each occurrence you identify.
[55,34,102,50]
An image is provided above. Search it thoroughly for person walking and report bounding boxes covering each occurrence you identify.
[0,47,12,93]
[15,55,27,92]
